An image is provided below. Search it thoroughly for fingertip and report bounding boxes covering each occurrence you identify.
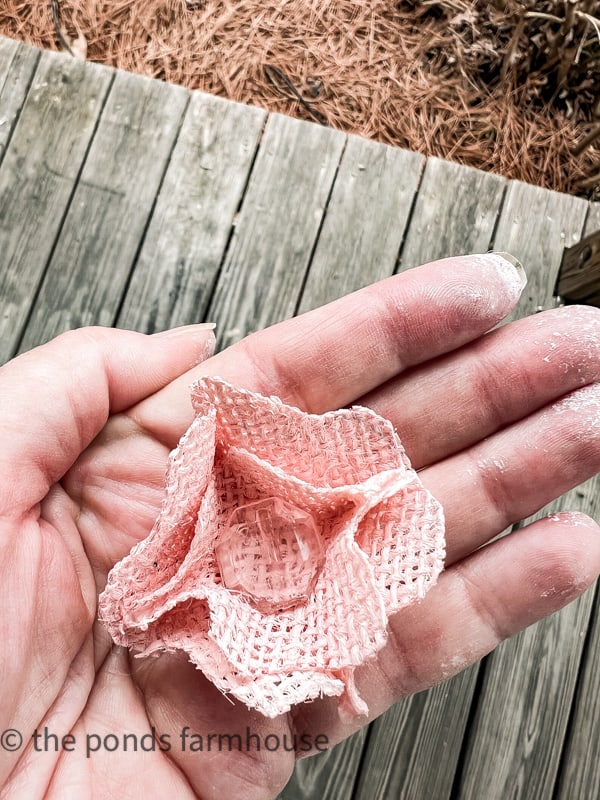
[451,251,527,310]
[487,251,527,295]
[401,252,527,335]
[545,509,600,528]
[531,511,600,601]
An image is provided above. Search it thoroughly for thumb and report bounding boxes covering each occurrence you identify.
[0,325,215,516]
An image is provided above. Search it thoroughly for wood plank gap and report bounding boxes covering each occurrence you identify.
[548,202,600,800]
[115,93,267,333]
[398,158,508,272]
[448,661,488,800]
[348,719,375,800]
[0,40,40,168]
[0,51,115,363]
[453,186,593,800]
[350,160,507,800]
[484,179,509,254]
[495,180,588,320]
[205,113,346,351]
[196,109,269,325]
[112,89,192,326]
[278,140,425,800]
[18,68,190,350]
[391,154,427,274]
[277,730,369,800]
[11,69,117,358]
[296,140,425,313]
[552,580,600,800]
[293,135,348,315]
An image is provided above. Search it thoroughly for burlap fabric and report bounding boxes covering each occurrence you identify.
[99,377,445,717]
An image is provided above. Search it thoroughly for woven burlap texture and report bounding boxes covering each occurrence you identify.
[98,376,446,718]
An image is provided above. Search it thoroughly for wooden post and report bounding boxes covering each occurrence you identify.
[556,228,600,306]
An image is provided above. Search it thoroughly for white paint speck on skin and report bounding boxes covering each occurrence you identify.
[533,308,600,371]
[537,384,600,448]
[546,511,589,527]
[480,252,527,301]
[551,383,600,426]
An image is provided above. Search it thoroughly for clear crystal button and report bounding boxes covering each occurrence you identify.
[214,497,323,613]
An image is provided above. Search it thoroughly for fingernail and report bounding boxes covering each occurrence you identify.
[153,323,216,338]
[489,251,528,291]
[153,324,216,362]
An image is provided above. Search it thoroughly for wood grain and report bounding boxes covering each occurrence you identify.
[555,576,600,800]
[278,731,367,800]
[456,486,600,800]
[0,49,112,363]
[354,670,479,800]
[19,68,188,350]
[116,93,265,332]
[297,136,424,312]
[0,38,39,164]
[206,112,345,350]
[277,137,423,800]
[349,163,507,800]
[493,180,588,318]
[399,156,507,269]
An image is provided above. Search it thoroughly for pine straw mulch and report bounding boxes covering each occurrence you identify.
[1,0,599,197]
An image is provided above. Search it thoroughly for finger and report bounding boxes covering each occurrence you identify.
[62,647,197,798]
[0,325,215,516]
[292,511,600,747]
[423,381,600,564]
[360,306,600,469]
[132,651,294,800]
[364,304,600,468]
[132,253,526,446]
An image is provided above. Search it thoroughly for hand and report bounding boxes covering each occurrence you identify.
[1,254,599,800]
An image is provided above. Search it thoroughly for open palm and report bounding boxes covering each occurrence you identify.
[2,254,600,800]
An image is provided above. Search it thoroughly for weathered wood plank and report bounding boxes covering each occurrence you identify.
[453,187,592,800]
[206,112,346,350]
[0,48,112,364]
[553,201,600,800]
[297,136,424,312]
[584,203,600,257]
[354,670,478,800]
[556,584,600,800]
[456,488,600,800]
[278,732,367,800]
[556,225,600,306]
[399,157,507,269]
[116,92,266,332]
[278,139,424,800]
[350,162,507,800]
[19,68,188,351]
[0,38,39,164]
[494,180,588,317]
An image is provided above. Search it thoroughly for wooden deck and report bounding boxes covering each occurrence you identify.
[1,36,599,799]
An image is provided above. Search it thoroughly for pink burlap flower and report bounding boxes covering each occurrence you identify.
[99,377,445,718]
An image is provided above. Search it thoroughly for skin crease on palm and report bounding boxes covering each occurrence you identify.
[1,254,600,800]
